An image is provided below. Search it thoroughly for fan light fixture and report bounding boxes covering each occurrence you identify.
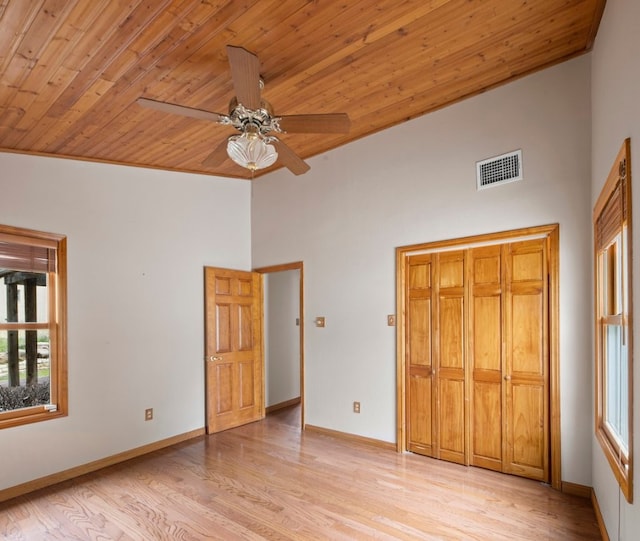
[226,126,277,171]
[137,45,350,176]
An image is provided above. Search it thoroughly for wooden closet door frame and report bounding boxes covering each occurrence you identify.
[395,224,560,490]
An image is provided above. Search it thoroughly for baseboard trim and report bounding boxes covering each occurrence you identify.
[0,427,205,503]
[591,488,610,541]
[561,481,592,498]
[266,397,301,414]
[305,424,395,451]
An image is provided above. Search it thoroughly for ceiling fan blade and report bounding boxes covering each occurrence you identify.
[226,45,261,110]
[273,139,310,175]
[137,98,225,123]
[203,137,231,167]
[277,113,351,134]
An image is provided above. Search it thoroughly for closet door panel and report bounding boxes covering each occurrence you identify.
[469,245,503,471]
[439,378,465,463]
[511,383,545,468]
[511,292,544,375]
[436,252,466,464]
[407,255,435,455]
[504,239,549,481]
[408,372,433,454]
[440,297,464,369]
[409,298,431,366]
[472,380,502,470]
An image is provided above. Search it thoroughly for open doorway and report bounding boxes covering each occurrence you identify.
[255,262,304,429]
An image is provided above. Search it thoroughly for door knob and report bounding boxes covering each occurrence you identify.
[209,356,223,362]
[504,375,511,381]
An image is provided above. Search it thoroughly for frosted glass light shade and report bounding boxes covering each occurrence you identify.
[227,133,277,171]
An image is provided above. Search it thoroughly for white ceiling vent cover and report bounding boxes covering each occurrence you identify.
[476,149,523,190]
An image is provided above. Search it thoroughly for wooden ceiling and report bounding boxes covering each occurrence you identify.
[0,0,605,180]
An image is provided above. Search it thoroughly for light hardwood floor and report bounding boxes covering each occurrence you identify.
[0,407,601,540]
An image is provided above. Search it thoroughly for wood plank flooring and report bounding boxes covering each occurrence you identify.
[0,407,601,540]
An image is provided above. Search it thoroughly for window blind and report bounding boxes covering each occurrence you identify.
[0,242,56,273]
[596,167,628,251]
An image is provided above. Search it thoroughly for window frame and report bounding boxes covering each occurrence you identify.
[0,224,67,429]
[593,138,633,503]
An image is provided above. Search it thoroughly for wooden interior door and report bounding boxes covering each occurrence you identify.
[503,239,549,481]
[204,267,264,434]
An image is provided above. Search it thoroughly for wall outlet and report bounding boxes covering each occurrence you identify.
[145,408,153,421]
[353,401,361,413]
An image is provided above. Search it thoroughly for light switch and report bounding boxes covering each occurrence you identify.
[315,316,326,328]
[387,314,396,326]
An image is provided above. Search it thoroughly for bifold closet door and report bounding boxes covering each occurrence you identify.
[406,251,466,464]
[406,237,549,483]
[468,239,549,482]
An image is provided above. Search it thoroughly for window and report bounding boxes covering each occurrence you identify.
[0,224,67,429]
[594,138,633,502]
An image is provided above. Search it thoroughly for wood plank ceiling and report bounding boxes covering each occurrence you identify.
[0,0,605,180]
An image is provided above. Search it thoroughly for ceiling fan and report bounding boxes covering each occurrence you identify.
[137,45,351,176]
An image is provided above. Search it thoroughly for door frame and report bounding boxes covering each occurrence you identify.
[254,261,305,430]
[395,224,560,489]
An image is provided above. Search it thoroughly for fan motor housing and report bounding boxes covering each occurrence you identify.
[228,96,277,134]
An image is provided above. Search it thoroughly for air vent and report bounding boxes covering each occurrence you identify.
[476,150,522,190]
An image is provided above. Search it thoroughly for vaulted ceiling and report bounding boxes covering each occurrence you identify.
[0,0,605,179]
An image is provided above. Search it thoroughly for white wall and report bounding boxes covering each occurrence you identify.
[264,270,300,407]
[591,0,640,538]
[0,153,251,491]
[252,55,593,484]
